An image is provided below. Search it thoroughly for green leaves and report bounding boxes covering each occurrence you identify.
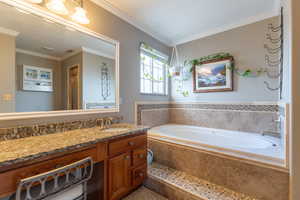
[242,69,252,77]
[182,91,189,97]
[143,73,153,80]
[185,52,233,69]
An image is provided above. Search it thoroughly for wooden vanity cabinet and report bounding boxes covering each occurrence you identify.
[0,132,147,200]
[108,152,131,200]
[108,133,147,200]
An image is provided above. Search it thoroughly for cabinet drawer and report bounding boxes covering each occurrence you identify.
[0,147,98,197]
[132,164,147,187]
[109,134,146,157]
[132,147,147,167]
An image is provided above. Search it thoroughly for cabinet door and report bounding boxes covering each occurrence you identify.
[108,152,131,200]
[132,147,147,167]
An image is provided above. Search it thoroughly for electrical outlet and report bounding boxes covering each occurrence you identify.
[2,94,13,101]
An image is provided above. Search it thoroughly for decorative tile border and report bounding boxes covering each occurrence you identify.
[0,116,122,141]
[169,103,279,112]
[136,102,279,125]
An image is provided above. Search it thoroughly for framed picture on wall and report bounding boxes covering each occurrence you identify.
[193,57,234,93]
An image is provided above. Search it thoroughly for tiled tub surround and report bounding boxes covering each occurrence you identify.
[137,102,288,168]
[136,102,280,135]
[141,109,170,127]
[149,124,284,167]
[0,123,148,170]
[148,139,289,200]
[169,109,279,134]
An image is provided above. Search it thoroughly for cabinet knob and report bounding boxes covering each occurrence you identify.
[139,154,144,159]
[124,155,130,160]
[139,172,144,177]
[128,141,135,146]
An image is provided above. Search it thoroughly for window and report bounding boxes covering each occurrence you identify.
[140,43,169,95]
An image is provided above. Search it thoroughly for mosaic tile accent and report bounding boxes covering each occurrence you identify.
[147,162,257,200]
[145,176,201,200]
[136,103,279,125]
[169,103,279,112]
[123,186,168,200]
[148,139,289,200]
[0,116,123,142]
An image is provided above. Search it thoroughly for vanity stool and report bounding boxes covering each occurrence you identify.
[15,157,93,200]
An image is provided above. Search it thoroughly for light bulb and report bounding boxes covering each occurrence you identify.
[71,7,90,24]
[26,0,43,3]
[46,0,68,15]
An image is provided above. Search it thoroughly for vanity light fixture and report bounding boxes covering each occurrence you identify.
[24,0,90,24]
[71,0,89,24]
[71,7,89,24]
[46,0,69,15]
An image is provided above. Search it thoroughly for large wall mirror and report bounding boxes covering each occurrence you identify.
[0,0,119,119]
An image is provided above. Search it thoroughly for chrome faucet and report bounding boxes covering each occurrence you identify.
[104,117,113,128]
[96,118,105,130]
[261,117,282,138]
[97,117,114,130]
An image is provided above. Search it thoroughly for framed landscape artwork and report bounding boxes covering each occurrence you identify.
[193,57,234,93]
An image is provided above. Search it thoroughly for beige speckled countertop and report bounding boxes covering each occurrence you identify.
[0,124,148,171]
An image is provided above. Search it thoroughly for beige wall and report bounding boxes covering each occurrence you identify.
[0,33,15,113]
[291,0,300,199]
[15,52,62,112]
[172,17,279,102]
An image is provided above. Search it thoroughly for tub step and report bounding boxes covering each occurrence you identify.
[145,163,258,200]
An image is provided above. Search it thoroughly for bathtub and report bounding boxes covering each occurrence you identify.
[148,124,285,167]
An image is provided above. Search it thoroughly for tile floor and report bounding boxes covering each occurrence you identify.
[122,186,168,200]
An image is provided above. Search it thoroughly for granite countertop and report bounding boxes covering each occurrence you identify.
[0,124,149,170]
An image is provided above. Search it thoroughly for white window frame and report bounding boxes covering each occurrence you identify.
[140,43,169,96]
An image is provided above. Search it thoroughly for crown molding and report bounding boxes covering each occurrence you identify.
[16,48,61,61]
[0,26,19,37]
[90,0,172,46]
[82,47,115,59]
[61,46,115,61]
[61,48,82,61]
[174,11,279,45]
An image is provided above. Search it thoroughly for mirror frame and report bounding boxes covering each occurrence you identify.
[0,0,120,120]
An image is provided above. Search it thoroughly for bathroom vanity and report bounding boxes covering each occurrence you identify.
[0,125,148,200]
